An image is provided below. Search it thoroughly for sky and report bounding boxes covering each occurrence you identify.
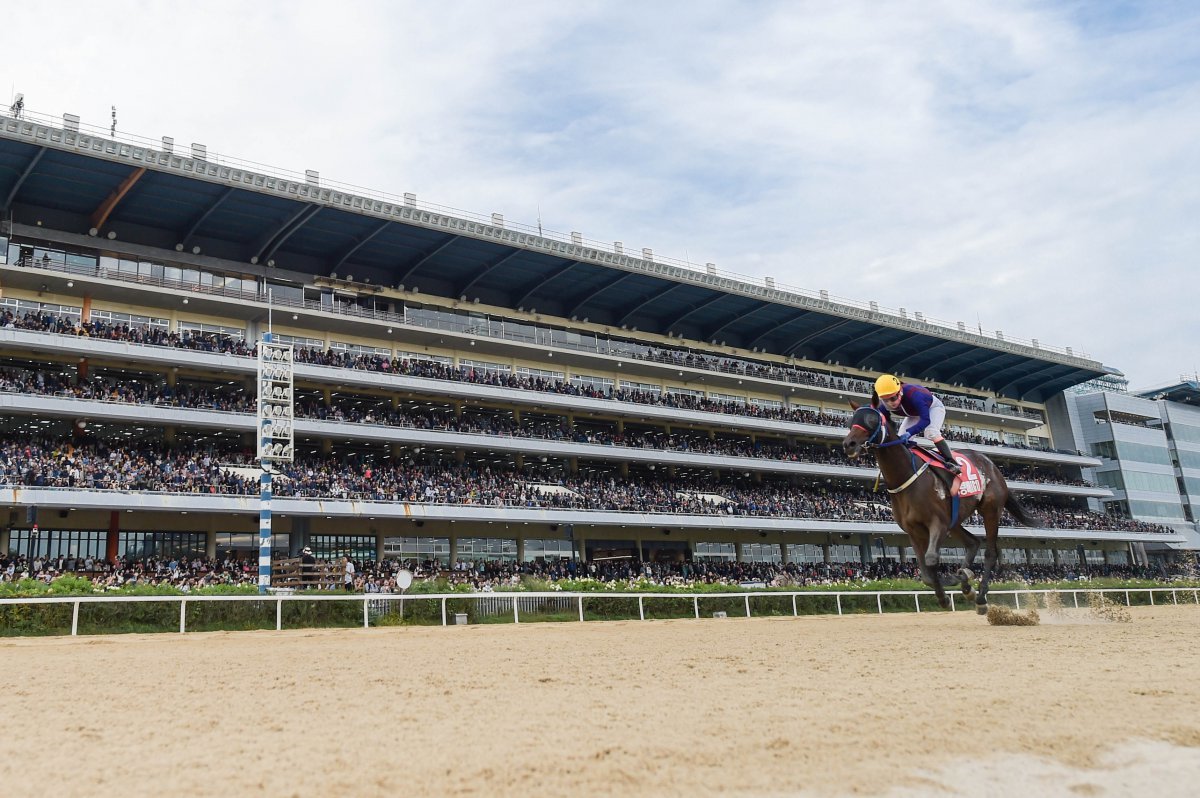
[4,0,1198,390]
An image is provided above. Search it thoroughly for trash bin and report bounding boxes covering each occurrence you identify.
[455,613,468,625]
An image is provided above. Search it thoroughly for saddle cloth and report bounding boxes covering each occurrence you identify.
[910,447,984,497]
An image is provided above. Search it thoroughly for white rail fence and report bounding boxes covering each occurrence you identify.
[1,588,1196,637]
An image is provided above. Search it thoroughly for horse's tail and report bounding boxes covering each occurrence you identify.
[1004,493,1042,528]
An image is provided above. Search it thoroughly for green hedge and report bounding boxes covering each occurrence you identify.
[1,573,1196,636]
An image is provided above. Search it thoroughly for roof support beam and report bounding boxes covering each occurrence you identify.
[565,272,636,319]
[787,319,856,358]
[899,339,966,380]
[617,283,684,328]
[997,362,1062,399]
[248,203,318,265]
[331,219,391,274]
[513,259,579,309]
[181,187,234,246]
[825,326,916,362]
[746,311,808,351]
[815,322,892,362]
[944,351,1012,385]
[88,166,146,231]
[661,293,729,332]
[3,146,45,211]
[702,302,773,342]
[458,248,522,298]
[257,205,322,265]
[394,234,460,286]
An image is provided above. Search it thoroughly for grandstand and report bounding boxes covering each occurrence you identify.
[0,105,1188,578]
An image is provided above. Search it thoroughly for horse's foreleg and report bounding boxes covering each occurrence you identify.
[916,560,951,609]
[924,523,946,568]
[951,527,979,600]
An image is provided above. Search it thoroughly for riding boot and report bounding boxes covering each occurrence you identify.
[935,439,961,475]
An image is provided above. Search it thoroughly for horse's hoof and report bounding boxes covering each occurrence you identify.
[976,604,989,616]
[958,568,975,582]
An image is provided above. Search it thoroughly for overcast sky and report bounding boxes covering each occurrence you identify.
[5,1,1198,390]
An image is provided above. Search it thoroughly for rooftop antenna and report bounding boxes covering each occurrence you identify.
[10,92,23,119]
[110,106,117,138]
[537,205,543,237]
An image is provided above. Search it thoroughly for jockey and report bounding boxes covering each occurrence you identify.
[870,374,960,476]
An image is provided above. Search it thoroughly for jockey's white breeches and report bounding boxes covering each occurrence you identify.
[899,400,947,442]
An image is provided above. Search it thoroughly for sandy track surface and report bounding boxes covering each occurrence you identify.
[3,606,1198,797]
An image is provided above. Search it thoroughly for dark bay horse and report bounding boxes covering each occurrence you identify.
[841,403,1041,613]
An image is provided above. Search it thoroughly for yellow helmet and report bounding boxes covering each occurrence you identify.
[874,374,902,397]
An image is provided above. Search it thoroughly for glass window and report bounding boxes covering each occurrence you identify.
[619,380,662,394]
[454,537,518,562]
[382,536,451,564]
[117,532,205,560]
[309,535,375,560]
[693,541,736,561]
[740,542,781,563]
[214,532,289,554]
[522,538,576,562]
[785,543,825,563]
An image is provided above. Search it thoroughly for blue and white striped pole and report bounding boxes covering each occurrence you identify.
[258,330,273,595]
[259,467,272,593]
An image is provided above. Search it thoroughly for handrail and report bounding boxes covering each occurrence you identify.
[0,587,1193,636]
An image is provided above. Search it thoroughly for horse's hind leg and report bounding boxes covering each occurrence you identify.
[975,504,1002,615]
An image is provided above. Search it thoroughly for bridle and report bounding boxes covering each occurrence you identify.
[851,408,927,493]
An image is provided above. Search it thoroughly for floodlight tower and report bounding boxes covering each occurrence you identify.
[256,295,294,593]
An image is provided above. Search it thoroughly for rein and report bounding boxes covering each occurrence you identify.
[857,408,924,494]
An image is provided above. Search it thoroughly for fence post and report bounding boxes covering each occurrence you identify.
[877,594,883,614]
[579,596,585,622]
[744,595,751,618]
[1172,590,1177,605]
[363,598,369,629]
[694,596,699,619]
[949,593,955,612]
[1072,591,1079,609]
[638,596,644,621]
[513,595,519,624]
[914,593,920,613]
[277,598,283,631]
[1125,591,1131,607]
[1014,592,1020,610]
[72,600,80,636]
[836,594,842,616]
[792,594,797,617]
[179,600,187,634]
[441,598,447,626]
[1149,590,1155,606]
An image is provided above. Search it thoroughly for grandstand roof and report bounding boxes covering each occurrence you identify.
[1136,380,1200,407]
[0,115,1116,401]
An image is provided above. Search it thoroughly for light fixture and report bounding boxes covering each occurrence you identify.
[182,298,189,304]
[106,231,116,240]
[292,314,298,320]
[66,281,73,288]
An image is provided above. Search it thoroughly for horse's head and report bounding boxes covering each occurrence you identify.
[842,405,891,459]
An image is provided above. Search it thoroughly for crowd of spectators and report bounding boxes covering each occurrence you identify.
[4,550,1192,593]
[0,436,1173,534]
[0,309,1063,451]
[0,365,1090,486]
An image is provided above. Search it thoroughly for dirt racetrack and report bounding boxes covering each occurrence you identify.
[2,605,1199,797]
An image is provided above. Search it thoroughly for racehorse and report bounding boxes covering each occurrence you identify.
[841,402,1042,613]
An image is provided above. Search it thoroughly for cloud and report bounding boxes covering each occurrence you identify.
[3,0,1197,386]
